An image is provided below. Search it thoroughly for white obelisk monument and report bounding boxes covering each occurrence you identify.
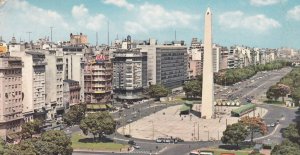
[201,7,214,119]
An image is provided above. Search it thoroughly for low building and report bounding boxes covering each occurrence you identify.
[63,80,81,108]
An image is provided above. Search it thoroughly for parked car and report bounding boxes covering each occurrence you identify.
[156,138,164,143]
[124,134,132,138]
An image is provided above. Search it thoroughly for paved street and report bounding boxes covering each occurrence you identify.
[72,67,298,155]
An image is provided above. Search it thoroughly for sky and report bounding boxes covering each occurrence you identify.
[0,0,300,49]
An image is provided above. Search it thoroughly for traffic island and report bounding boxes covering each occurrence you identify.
[71,132,128,152]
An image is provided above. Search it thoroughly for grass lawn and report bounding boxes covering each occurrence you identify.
[71,132,127,151]
[201,149,251,155]
[264,100,284,104]
[213,150,250,155]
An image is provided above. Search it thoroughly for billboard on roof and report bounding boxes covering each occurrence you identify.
[0,43,7,53]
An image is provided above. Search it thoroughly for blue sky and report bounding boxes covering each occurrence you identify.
[0,0,300,48]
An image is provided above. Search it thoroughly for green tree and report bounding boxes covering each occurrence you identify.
[271,140,300,155]
[4,139,37,155]
[240,116,267,143]
[80,111,116,141]
[183,80,202,98]
[221,123,248,147]
[283,124,300,144]
[38,130,73,155]
[0,138,5,155]
[146,84,170,99]
[63,104,86,126]
[21,119,42,139]
[267,84,290,102]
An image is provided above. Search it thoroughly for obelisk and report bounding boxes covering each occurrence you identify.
[201,7,214,119]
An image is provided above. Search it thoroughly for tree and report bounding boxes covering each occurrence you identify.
[282,124,300,144]
[239,116,267,143]
[183,80,202,98]
[21,119,42,139]
[38,130,73,155]
[271,140,300,155]
[221,122,248,147]
[80,111,116,142]
[0,138,5,155]
[146,84,170,99]
[4,139,37,155]
[277,84,291,102]
[63,104,86,126]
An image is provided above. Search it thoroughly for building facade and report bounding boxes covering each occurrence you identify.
[10,50,47,122]
[63,80,81,108]
[44,49,64,120]
[62,45,85,102]
[0,57,23,141]
[84,52,113,109]
[112,48,143,103]
[138,40,188,89]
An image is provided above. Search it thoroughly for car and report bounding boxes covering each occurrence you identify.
[124,134,132,138]
[164,138,172,143]
[128,140,136,145]
[270,123,276,127]
[156,138,163,143]
[127,119,133,123]
[133,145,141,149]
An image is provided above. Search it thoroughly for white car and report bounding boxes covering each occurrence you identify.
[133,145,141,149]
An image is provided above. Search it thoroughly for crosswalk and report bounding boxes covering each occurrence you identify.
[131,150,157,154]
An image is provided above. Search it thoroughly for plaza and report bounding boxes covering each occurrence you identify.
[117,104,268,141]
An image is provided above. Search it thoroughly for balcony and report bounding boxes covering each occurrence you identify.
[92,84,106,88]
[33,61,47,66]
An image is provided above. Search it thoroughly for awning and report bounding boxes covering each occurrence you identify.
[106,104,113,109]
[87,104,107,110]
[7,132,20,140]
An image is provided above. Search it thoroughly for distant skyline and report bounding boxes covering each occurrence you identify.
[0,0,300,49]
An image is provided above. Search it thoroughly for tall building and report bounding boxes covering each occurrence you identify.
[10,50,47,122]
[201,7,214,119]
[84,51,113,110]
[0,57,23,141]
[62,45,85,103]
[138,40,188,89]
[112,36,143,104]
[44,49,64,120]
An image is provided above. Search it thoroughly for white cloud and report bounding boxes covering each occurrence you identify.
[0,0,71,41]
[124,3,199,33]
[219,11,280,32]
[72,4,88,18]
[71,4,106,31]
[124,21,147,34]
[0,0,7,8]
[103,0,134,10]
[250,0,286,6]
[287,5,300,21]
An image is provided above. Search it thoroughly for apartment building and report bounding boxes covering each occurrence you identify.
[63,80,81,108]
[10,50,47,122]
[137,39,188,89]
[0,57,23,141]
[112,48,143,103]
[84,51,113,110]
[62,45,85,102]
[44,49,64,120]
